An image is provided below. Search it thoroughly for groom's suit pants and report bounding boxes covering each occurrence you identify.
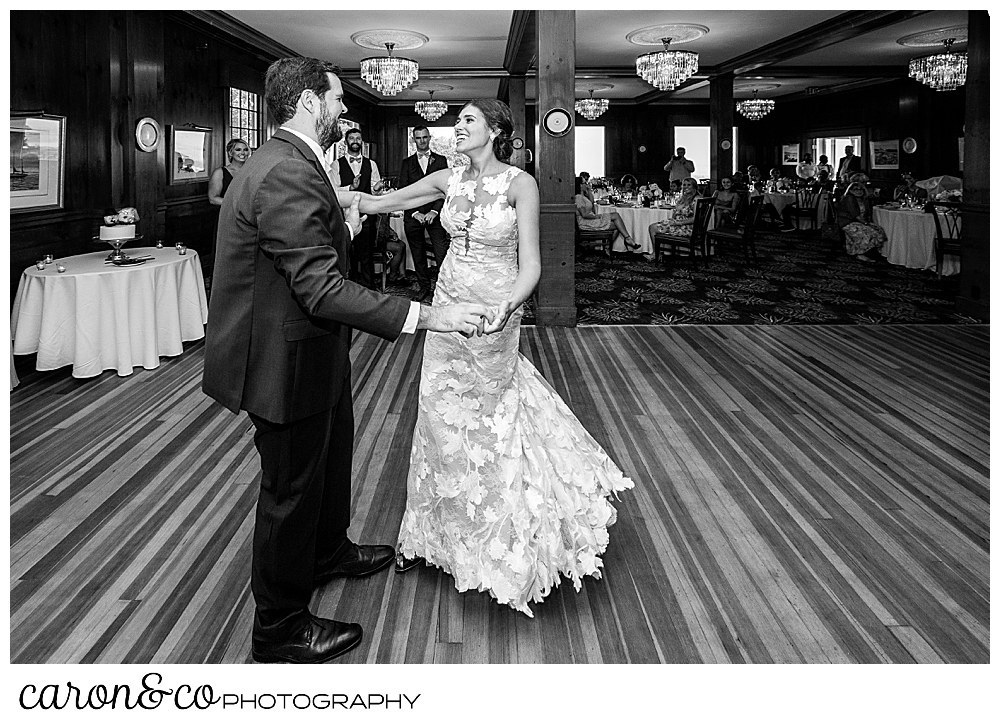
[247,367,354,632]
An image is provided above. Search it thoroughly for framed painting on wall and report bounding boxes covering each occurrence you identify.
[169,127,212,184]
[781,144,800,165]
[870,139,899,170]
[10,113,66,212]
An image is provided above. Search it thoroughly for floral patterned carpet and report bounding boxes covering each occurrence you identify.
[383,229,980,326]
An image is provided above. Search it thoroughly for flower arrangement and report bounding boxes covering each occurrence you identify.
[104,207,140,226]
[638,183,663,200]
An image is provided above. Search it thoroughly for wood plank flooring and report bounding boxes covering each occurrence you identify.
[9,324,989,664]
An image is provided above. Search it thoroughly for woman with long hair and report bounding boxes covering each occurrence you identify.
[208,138,250,206]
[356,99,633,616]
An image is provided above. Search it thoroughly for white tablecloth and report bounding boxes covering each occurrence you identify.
[873,206,960,276]
[764,192,797,215]
[388,212,417,271]
[597,204,674,254]
[10,247,209,378]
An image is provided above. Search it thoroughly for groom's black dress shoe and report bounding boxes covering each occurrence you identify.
[395,553,425,574]
[252,614,362,664]
[313,543,395,586]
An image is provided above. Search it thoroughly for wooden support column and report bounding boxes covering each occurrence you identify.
[709,72,734,187]
[534,10,576,327]
[508,75,527,170]
[957,10,989,321]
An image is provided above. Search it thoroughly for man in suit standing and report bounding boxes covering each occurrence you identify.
[836,145,863,184]
[398,126,449,301]
[203,57,491,664]
[337,128,382,288]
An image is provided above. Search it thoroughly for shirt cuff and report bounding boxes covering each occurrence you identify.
[400,301,421,334]
[345,222,355,240]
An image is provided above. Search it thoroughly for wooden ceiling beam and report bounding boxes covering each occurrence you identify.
[504,10,537,75]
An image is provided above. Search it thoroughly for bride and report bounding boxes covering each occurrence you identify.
[357,99,633,616]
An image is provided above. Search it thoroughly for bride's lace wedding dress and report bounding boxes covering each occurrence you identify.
[397,165,633,616]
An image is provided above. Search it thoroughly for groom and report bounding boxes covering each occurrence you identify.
[203,57,491,664]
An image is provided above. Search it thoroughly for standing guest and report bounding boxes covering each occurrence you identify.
[815,154,834,177]
[398,126,450,302]
[712,176,740,227]
[836,181,886,262]
[208,138,250,206]
[202,57,492,665]
[337,128,382,288]
[663,147,695,183]
[836,145,862,184]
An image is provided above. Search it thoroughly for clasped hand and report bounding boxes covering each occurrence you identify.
[429,300,515,339]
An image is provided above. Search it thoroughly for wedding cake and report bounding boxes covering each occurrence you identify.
[100,207,139,240]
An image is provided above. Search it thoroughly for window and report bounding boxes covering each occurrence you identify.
[229,87,260,149]
[575,126,605,178]
[812,134,861,169]
[673,126,741,181]
[407,126,466,167]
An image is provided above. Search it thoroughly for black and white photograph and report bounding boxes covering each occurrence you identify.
[8,7,989,723]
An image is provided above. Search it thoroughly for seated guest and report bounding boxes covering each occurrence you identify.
[746,165,764,192]
[712,176,740,227]
[766,167,793,192]
[815,155,834,178]
[731,171,748,192]
[574,177,637,251]
[578,171,595,203]
[620,174,638,195]
[375,214,408,285]
[648,177,699,245]
[810,169,835,193]
[836,181,886,262]
[892,171,927,202]
[668,178,682,195]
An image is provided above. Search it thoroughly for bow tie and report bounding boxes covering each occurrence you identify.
[417,152,430,158]
[349,155,362,163]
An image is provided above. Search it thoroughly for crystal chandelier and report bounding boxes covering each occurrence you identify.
[574,90,609,121]
[636,37,699,91]
[909,38,967,91]
[415,90,448,122]
[360,42,418,96]
[736,89,775,121]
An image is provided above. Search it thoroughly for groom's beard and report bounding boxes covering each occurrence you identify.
[347,141,362,154]
[316,103,342,152]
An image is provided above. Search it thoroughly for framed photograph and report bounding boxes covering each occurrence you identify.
[10,114,66,212]
[782,144,800,165]
[169,127,212,184]
[870,139,899,170]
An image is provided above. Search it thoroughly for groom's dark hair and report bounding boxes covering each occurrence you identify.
[266,57,342,126]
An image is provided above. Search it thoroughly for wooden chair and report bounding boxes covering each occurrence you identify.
[788,187,823,230]
[653,197,716,268]
[706,195,763,265]
[927,201,962,279]
[575,224,615,257]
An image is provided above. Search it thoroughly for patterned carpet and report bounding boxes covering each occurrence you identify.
[380,228,981,325]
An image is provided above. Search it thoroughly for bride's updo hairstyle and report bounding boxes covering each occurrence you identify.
[461,99,515,162]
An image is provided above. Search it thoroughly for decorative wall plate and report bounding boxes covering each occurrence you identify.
[721,140,732,150]
[135,117,161,152]
[512,137,525,150]
[638,144,647,153]
[542,108,572,137]
[902,137,918,154]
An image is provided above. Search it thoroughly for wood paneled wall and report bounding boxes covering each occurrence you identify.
[9,10,374,304]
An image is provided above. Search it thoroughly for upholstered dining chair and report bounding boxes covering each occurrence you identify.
[653,196,716,268]
[706,195,764,266]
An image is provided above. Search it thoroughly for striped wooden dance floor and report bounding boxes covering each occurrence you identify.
[9,324,989,664]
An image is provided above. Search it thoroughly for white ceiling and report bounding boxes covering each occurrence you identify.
[226,10,969,104]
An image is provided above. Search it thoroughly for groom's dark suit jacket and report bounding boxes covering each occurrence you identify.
[397,151,449,219]
[203,129,410,424]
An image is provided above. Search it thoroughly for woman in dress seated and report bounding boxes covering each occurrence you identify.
[712,176,740,227]
[619,174,638,196]
[574,177,636,251]
[648,177,699,245]
[836,181,887,262]
[374,214,408,284]
[892,171,927,202]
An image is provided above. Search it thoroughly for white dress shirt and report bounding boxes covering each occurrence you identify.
[344,154,381,190]
[417,150,431,174]
[280,126,420,334]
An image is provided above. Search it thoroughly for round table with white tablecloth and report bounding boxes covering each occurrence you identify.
[388,211,417,271]
[10,247,209,378]
[872,206,959,276]
[596,203,676,255]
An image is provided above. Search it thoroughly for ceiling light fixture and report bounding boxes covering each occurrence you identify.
[636,37,699,91]
[909,38,968,91]
[360,42,418,96]
[736,89,775,121]
[415,90,448,122]
[575,89,609,121]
